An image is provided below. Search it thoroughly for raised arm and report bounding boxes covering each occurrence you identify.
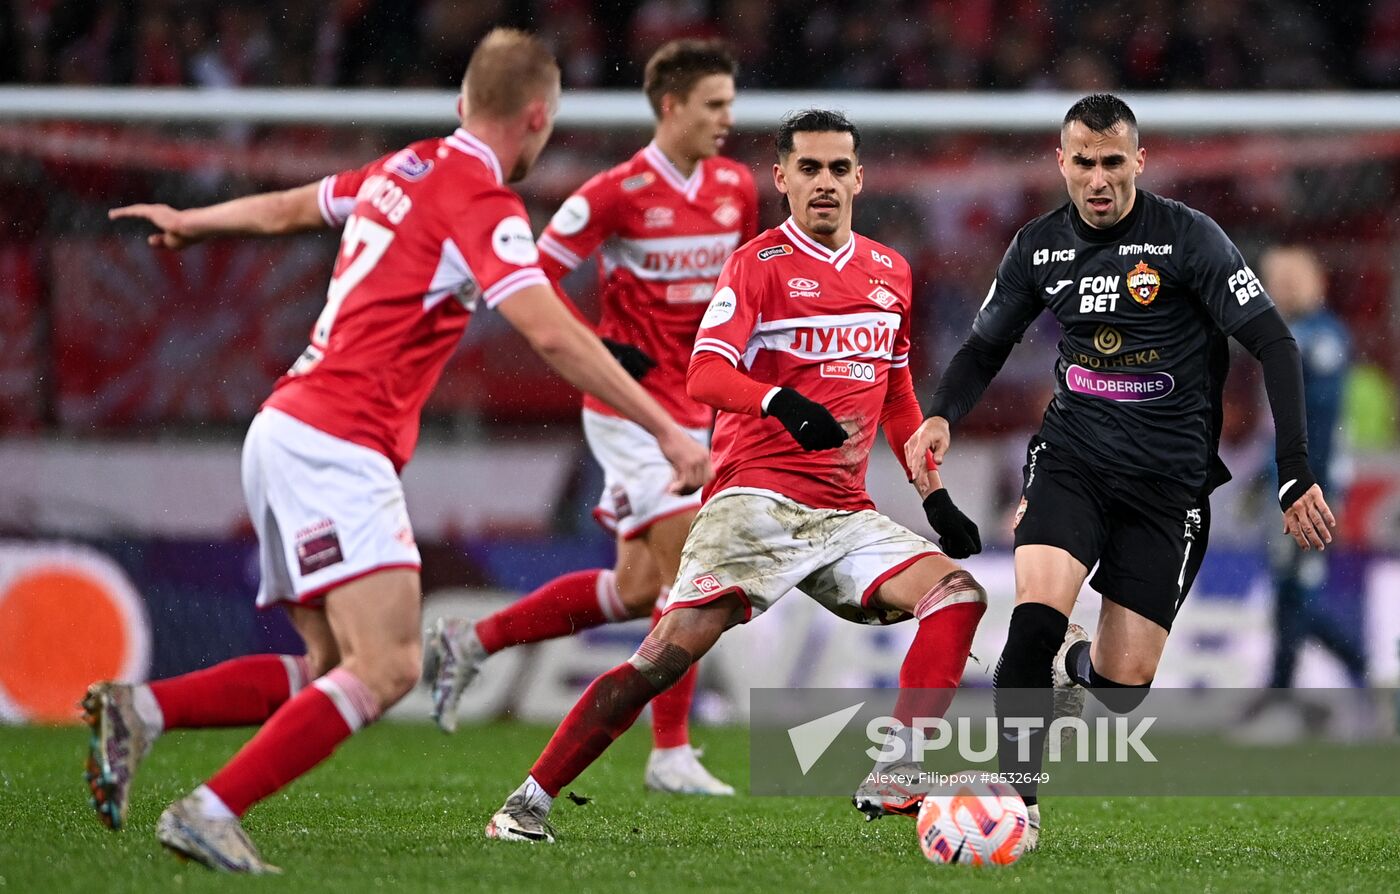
[108,182,326,249]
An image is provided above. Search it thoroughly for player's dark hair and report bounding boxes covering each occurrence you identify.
[776,109,861,159]
[1063,93,1138,141]
[643,39,738,117]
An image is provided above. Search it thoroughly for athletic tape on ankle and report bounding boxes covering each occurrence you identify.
[627,635,693,690]
[914,570,987,620]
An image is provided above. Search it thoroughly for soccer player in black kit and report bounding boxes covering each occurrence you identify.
[904,94,1336,852]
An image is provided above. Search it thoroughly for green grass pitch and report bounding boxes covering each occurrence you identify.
[2,721,1399,892]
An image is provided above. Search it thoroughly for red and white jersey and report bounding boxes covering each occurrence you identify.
[537,142,758,429]
[693,219,914,511]
[264,129,549,471]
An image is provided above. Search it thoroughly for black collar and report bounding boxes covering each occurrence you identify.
[1070,189,1146,244]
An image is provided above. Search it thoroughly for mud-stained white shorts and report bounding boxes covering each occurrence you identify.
[583,408,710,541]
[667,487,942,627]
[242,408,421,609]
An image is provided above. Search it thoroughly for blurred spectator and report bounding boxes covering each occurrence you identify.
[1256,246,1366,690]
[2,0,1370,92]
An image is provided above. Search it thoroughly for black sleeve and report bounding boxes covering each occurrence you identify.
[1233,306,1315,507]
[926,332,1016,426]
[970,229,1043,346]
[1185,211,1274,333]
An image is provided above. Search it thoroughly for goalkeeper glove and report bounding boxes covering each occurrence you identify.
[765,388,849,451]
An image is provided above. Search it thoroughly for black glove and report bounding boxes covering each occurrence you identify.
[602,337,657,380]
[922,488,982,559]
[765,388,849,451]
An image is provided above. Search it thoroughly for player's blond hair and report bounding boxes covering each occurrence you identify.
[462,28,559,119]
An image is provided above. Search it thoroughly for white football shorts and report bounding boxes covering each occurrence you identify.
[242,408,421,609]
[582,408,710,540]
[667,487,941,627]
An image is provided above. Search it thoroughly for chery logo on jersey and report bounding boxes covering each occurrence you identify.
[1127,261,1161,307]
[1066,364,1174,401]
[820,360,877,381]
[788,277,821,298]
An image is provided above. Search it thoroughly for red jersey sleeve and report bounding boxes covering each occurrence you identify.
[316,152,393,228]
[536,172,619,284]
[690,251,761,368]
[880,261,933,477]
[446,189,552,309]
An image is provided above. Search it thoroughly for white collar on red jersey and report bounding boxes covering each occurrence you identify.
[445,128,504,186]
[642,141,703,201]
[780,218,857,270]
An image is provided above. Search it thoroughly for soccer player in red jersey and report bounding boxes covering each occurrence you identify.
[83,29,711,874]
[424,40,757,795]
[482,110,988,843]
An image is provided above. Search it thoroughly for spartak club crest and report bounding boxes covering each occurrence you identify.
[1127,260,1161,307]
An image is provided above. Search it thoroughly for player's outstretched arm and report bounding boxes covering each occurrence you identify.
[1232,306,1336,550]
[498,283,712,494]
[108,182,325,249]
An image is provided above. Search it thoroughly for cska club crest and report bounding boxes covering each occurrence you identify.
[1127,260,1161,307]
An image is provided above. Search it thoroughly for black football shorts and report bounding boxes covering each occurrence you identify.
[1012,436,1209,631]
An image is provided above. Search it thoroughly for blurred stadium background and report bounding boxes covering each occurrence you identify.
[1,1,1399,729]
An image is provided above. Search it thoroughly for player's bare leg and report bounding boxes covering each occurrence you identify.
[157,570,421,873]
[853,555,987,819]
[83,604,337,832]
[487,598,736,842]
[632,510,734,796]
[993,545,1090,853]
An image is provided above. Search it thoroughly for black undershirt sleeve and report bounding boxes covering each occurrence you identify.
[1232,306,1315,507]
[926,332,1016,427]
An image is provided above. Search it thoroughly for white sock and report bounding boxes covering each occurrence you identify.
[651,744,693,761]
[513,776,554,815]
[131,684,165,735]
[192,784,236,821]
[873,723,919,773]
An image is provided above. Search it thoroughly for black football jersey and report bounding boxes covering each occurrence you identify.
[973,190,1272,489]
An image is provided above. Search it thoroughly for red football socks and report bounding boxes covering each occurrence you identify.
[475,569,625,654]
[148,653,311,729]
[892,600,986,726]
[206,667,379,817]
[529,662,658,796]
[648,602,697,749]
